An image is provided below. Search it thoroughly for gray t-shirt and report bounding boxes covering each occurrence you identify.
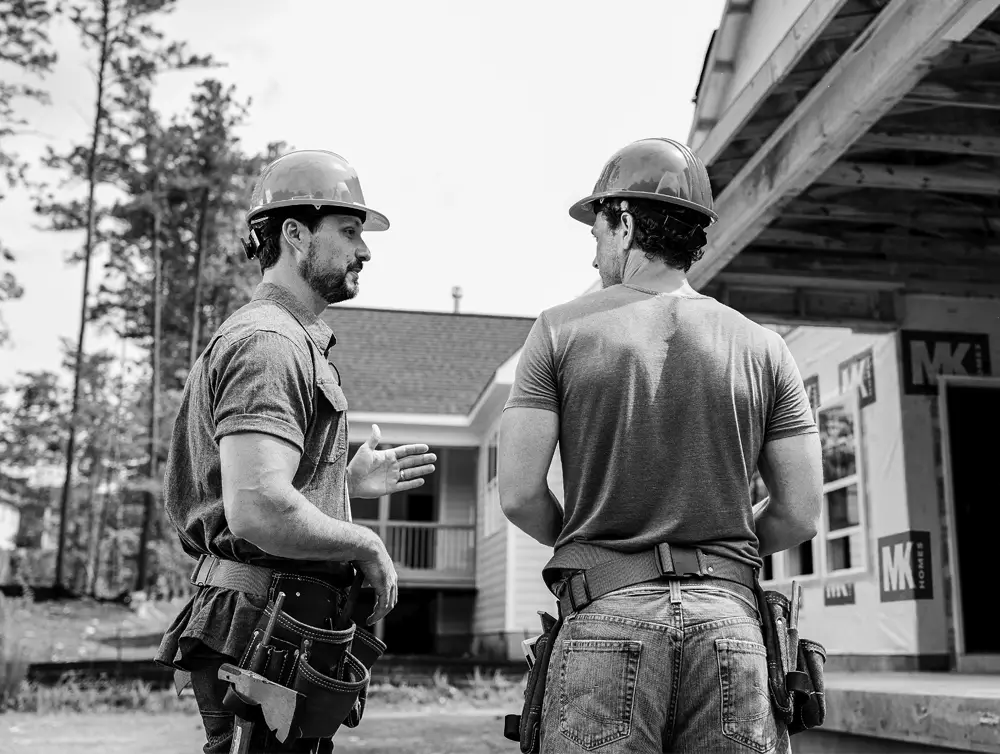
[504,283,817,576]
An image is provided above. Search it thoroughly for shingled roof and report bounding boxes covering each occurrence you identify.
[320,307,536,415]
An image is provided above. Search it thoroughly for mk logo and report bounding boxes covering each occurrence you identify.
[878,531,933,602]
[824,582,855,606]
[838,348,876,408]
[900,331,992,395]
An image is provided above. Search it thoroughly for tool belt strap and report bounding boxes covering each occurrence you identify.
[552,544,756,616]
[189,554,273,598]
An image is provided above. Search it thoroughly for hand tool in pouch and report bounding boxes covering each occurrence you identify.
[220,592,302,754]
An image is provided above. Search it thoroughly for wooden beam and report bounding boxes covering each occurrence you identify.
[689,0,1000,289]
[722,249,1000,297]
[852,131,1000,157]
[756,228,1000,259]
[702,277,901,331]
[781,199,1000,231]
[904,81,1000,111]
[817,161,1000,195]
[692,0,851,162]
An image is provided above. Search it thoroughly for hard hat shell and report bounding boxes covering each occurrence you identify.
[246,149,389,231]
[569,137,717,226]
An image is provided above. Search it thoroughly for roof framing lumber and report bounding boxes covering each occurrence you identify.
[690,0,1000,289]
[701,276,902,331]
[852,131,1000,157]
[692,0,851,162]
[781,199,1000,230]
[816,161,1000,195]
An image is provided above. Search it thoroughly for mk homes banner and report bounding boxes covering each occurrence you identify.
[838,348,876,408]
[900,330,992,395]
[878,530,933,602]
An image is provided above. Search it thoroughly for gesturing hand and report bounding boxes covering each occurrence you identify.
[347,424,437,499]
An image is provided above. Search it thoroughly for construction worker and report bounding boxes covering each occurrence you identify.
[498,137,822,753]
[155,149,437,753]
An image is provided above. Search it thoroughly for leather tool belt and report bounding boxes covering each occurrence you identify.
[753,577,828,735]
[503,543,827,752]
[190,554,387,746]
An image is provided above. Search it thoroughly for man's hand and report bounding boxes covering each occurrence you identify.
[347,424,437,499]
[354,534,398,626]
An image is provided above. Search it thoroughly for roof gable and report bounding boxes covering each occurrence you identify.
[320,307,535,415]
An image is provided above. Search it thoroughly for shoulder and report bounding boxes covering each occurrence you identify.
[216,300,312,357]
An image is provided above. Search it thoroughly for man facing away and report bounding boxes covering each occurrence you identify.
[498,137,823,754]
[156,149,437,753]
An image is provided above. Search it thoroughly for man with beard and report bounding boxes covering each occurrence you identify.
[156,149,437,753]
[498,138,822,753]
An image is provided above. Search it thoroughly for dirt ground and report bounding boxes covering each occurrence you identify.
[0,708,517,754]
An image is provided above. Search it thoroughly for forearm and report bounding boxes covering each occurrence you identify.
[501,488,563,547]
[233,484,379,561]
[753,495,817,557]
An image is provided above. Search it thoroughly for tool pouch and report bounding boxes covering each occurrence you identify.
[503,610,562,754]
[754,583,828,735]
[223,585,387,744]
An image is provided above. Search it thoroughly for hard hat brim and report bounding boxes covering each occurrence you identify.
[569,191,718,227]
[247,199,390,232]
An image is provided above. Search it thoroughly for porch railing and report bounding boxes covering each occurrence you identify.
[356,521,476,580]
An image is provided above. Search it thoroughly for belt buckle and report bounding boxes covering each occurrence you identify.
[190,554,210,587]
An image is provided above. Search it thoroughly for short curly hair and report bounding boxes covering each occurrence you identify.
[247,207,367,273]
[597,197,711,272]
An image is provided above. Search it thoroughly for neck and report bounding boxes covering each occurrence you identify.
[621,250,694,295]
[262,267,327,316]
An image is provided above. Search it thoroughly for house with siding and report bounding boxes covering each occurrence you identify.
[324,305,561,660]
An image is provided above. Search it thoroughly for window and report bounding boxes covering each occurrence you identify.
[817,398,868,576]
[482,428,505,538]
[756,394,869,585]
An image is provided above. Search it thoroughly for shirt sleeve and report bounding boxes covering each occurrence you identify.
[765,337,818,443]
[210,330,313,453]
[504,312,559,414]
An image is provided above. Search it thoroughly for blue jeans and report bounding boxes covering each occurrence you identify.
[540,579,791,754]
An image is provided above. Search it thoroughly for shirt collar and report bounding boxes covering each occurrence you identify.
[251,282,337,356]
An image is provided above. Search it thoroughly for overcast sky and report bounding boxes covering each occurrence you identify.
[0,0,726,386]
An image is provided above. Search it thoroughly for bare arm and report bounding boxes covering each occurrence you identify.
[498,407,563,547]
[754,433,823,557]
[220,432,380,560]
[219,431,397,625]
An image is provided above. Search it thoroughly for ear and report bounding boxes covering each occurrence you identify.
[619,207,635,249]
[281,218,307,256]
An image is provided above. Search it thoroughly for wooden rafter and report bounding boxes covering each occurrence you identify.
[691,0,1000,289]
[756,228,1000,260]
[781,199,1000,231]
[904,81,1000,111]
[723,249,1000,297]
[852,131,1000,157]
[816,161,1000,195]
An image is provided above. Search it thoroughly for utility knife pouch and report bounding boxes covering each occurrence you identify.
[753,580,828,735]
[503,610,561,754]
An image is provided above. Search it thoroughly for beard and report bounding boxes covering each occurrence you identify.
[300,238,360,304]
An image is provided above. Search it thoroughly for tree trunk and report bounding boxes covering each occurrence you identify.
[81,448,105,594]
[135,194,163,594]
[54,0,112,591]
[188,186,210,371]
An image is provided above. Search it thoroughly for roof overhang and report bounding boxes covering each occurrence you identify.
[688,0,1000,328]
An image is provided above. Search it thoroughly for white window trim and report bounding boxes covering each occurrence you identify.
[759,393,869,586]
[482,426,504,539]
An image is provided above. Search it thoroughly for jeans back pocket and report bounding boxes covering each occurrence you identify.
[557,639,641,751]
[715,638,778,753]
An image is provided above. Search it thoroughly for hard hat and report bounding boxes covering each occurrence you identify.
[569,138,717,226]
[246,149,389,231]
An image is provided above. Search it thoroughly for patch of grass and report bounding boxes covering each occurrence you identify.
[0,669,528,715]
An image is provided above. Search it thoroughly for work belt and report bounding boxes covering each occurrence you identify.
[547,543,756,617]
[505,542,828,753]
[187,554,386,752]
